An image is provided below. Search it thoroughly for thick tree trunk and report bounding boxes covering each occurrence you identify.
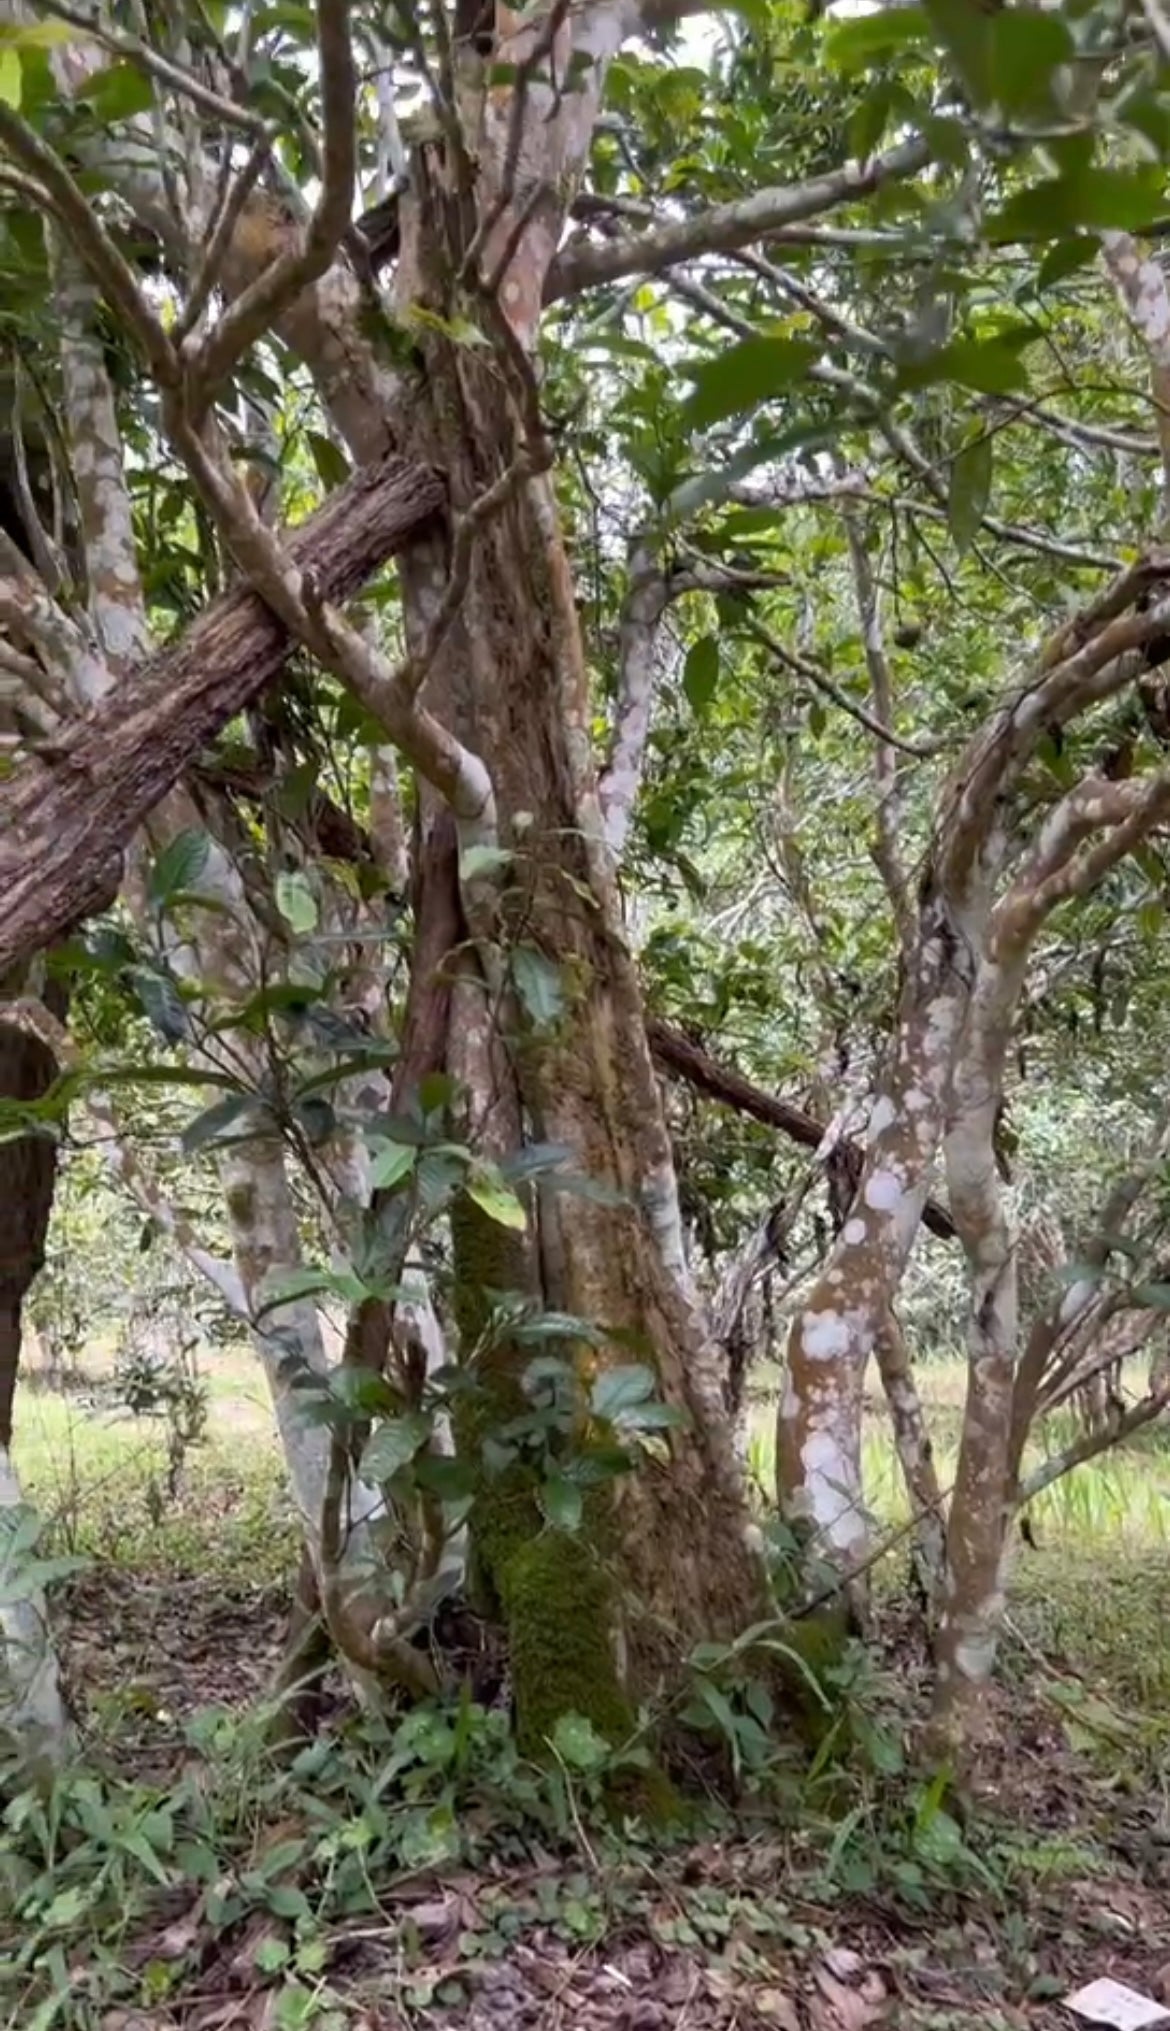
[0,456,442,973]
[384,240,764,1748]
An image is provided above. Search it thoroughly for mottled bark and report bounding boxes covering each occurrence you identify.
[0,455,443,973]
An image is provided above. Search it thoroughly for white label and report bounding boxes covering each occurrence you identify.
[1065,1980,1170,2030]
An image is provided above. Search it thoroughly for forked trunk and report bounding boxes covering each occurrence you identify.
[392,198,764,1749]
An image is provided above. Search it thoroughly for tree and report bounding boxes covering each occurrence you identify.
[3,0,1170,1783]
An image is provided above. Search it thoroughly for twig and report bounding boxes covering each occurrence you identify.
[745,612,945,759]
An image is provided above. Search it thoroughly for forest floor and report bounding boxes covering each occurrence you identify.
[7,1345,1170,2031]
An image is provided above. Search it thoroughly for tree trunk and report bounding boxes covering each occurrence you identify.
[778,880,980,1573]
[382,195,764,1751]
[0,983,71,1762]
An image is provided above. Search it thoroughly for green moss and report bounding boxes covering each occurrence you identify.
[502,1533,634,1755]
[449,1197,655,1773]
[777,1604,854,1752]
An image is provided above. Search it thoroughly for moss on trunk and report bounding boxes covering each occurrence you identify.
[449,1198,638,1756]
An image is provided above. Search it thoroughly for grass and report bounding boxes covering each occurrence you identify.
[12,1338,297,1587]
[7,1344,1170,2030]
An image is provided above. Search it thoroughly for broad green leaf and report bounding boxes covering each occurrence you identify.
[0,45,21,106]
[684,337,821,430]
[306,429,350,491]
[849,81,894,163]
[921,0,993,108]
[511,944,564,1028]
[130,968,190,1042]
[1035,236,1097,292]
[683,635,719,715]
[989,168,1164,242]
[181,1091,262,1153]
[591,1363,657,1420]
[148,828,210,908]
[369,1141,417,1191]
[75,59,155,121]
[254,1263,371,1316]
[465,1163,527,1232]
[900,334,1032,396]
[947,434,993,555]
[275,871,318,934]
[541,1472,583,1532]
[988,7,1073,115]
[359,1411,432,1483]
[551,1711,610,1768]
[824,5,928,70]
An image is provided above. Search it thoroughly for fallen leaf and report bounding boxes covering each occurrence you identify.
[810,1960,889,2031]
[754,1987,803,2029]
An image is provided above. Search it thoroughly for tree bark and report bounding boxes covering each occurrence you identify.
[0,979,71,1762]
[0,456,443,973]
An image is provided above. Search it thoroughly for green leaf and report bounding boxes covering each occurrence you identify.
[275,871,318,934]
[591,1364,657,1420]
[76,59,155,121]
[541,1472,583,1532]
[683,635,720,715]
[359,1411,432,1482]
[412,1454,477,1499]
[131,968,190,1042]
[685,337,821,429]
[306,429,350,491]
[947,433,993,555]
[824,5,928,69]
[465,1163,527,1232]
[0,45,21,106]
[921,0,993,108]
[368,1141,417,1191]
[900,334,1032,396]
[551,1711,610,1769]
[511,944,563,1028]
[989,168,1164,243]
[988,7,1073,114]
[181,1091,262,1153]
[148,828,211,908]
[254,1264,372,1317]
[849,80,894,162]
[1035,236,1097,292]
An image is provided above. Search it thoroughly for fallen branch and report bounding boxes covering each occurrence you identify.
[0,454,444,973]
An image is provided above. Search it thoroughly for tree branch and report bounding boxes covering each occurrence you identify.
[0,455,444,974]
[646,1017,956,1241]
[544,140,929,300]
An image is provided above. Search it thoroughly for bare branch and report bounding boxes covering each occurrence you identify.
[184,0,357,403]
[744,612,945,759]
[30,0,269,136]
[544,140,930,301]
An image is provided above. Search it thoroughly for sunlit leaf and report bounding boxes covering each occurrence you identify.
[511,945,563,1028]
[465,1163,527,1232]
[275,871,318,934]
[359,1412,432,1483]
